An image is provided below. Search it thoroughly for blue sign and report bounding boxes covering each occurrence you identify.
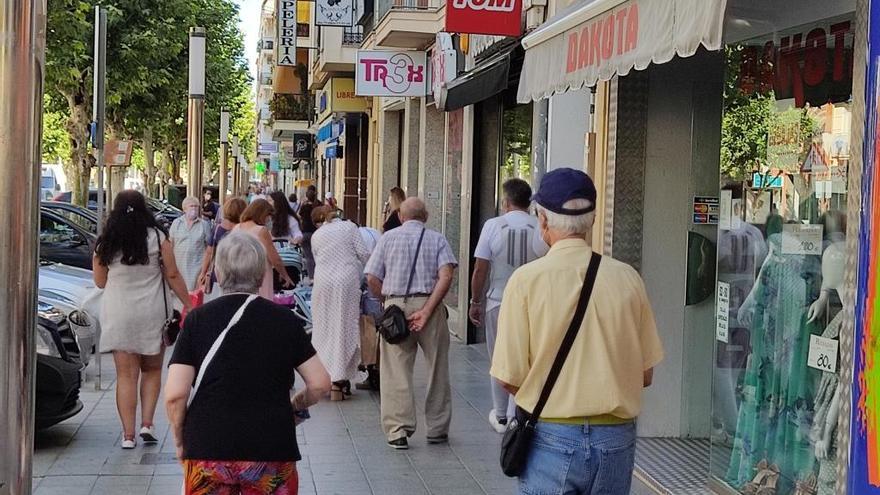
[752,172,783,189]
[325,144,343,159]
[317,120,344,144]
[319,92,328,114]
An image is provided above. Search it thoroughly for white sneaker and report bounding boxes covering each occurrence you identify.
[139,425,158,443]
[121,438,136,449]
[489,409,508,434]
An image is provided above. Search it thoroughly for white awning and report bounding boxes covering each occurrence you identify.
[517,0,727,103]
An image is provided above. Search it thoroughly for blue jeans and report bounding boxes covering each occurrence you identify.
[518,421,637,495]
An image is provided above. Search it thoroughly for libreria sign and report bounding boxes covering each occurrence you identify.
[277,0,297,66]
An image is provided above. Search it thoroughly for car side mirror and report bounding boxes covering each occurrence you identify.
[55,184,60,191]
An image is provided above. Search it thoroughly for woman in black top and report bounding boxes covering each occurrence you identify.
[165,231,330,493]
[382,186,406,232]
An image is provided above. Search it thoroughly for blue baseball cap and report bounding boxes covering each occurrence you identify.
[531,168,597,215]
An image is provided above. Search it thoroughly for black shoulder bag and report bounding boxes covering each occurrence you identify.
[500,253,602,477]
[155,229,182,346]
[376,227,426,344]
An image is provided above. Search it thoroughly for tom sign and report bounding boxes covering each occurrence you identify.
[356,50,428,97]
[445,0,522,37]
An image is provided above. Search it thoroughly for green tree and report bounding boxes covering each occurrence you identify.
[42,96,71,165]
[45,0,252,203]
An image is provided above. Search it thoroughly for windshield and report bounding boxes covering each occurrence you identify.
[41,177,55,189]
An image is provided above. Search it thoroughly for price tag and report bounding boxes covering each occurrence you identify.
[807,335,839,373]
[716,282,730,343]
[782,224,823,256]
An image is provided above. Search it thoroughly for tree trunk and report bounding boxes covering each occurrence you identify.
[64,91,93,207]
[143,128,155,197]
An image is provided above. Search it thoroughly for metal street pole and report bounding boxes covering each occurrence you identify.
[93,7,106,234]
[219,110,230,203]
[231,136,240,196]
[91,6,107,391]
[186,27,206,198]
[0,0,45,492]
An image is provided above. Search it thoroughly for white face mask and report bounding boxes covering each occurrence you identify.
[185,208,199,220]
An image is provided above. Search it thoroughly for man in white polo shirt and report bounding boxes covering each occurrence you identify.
[469,178,548,433]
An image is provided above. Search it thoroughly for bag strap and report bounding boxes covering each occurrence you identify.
[188,294,259,407]
[403,227,427,303]
[155,229,170,319]
[526,253,602,425]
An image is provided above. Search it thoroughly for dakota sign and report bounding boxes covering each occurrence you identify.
[356,50,428,97]
[445,0,521,37]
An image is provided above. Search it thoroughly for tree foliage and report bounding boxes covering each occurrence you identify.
[44,0,253,203]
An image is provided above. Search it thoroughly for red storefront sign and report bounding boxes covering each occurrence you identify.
[445,0,522,37]
[565,3,639,74]
[737,21,853,108]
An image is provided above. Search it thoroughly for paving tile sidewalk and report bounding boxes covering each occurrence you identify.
[32,340,519,495]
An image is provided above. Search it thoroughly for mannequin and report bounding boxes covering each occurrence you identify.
[807,240,846,495]
[727,229,822,493]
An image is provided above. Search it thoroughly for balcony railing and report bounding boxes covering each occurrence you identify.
[270,93,313,123]
[343,27,365,45]
[375,0,437,22]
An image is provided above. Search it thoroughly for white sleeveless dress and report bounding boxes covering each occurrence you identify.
[99,229,171,355]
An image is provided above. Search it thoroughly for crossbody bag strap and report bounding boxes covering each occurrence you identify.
[188,294,259,407]
[526,253,602,425]
[403,227,427,303]
[155,229,170,319]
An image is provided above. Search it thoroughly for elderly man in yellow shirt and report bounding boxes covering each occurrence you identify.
[491,167,664,494]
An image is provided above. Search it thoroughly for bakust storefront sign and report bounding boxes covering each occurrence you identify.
[445,0,522,37]
[276,0,297,66]
[356,50,428,97]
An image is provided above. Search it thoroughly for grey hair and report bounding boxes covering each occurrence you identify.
[536,199,595,236]
[215,231,267,294]
[181,196,200,209]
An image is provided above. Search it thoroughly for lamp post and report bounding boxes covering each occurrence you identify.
[219,110,230,203]
[231,136,240,196]
[186,27,206,197]
[0,0,45,492]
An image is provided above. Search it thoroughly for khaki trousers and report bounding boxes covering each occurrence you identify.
[380,296,451,441]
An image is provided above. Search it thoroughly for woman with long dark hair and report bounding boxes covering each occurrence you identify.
[93,190,192,449]
[269,190,303,245]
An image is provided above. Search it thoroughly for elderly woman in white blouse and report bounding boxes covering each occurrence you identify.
[170,196,212,291]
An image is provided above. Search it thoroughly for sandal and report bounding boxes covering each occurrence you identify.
[330,382,347,401]
[742,460,772,495]
[794,474,818,495]
[756,464,780,495]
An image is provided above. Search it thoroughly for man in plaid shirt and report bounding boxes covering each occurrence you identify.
[365,197,458,450]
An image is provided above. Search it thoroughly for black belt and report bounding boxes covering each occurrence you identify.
[387,293,431,299]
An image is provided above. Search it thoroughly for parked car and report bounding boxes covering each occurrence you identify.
[41,201,98,234]
[41,167,60,201]
[35,301,84,429]
[39,261,102,362]
[52,191,181,230]
[39,288,95,364]
[39,208,96,270]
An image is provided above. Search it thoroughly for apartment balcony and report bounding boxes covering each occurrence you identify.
[270,93,313,139]
[259,38,274,52]
[373,0,444,49]
[311,27,363,89]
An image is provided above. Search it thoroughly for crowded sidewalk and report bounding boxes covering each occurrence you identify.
[33,340,574,495]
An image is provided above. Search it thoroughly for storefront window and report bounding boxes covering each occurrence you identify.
[500,103,533,187]
[712,10,853,495]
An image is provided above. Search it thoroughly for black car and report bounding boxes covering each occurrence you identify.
[35,301,84,429]
[53,192,181,230]
[39,208,96,270]
[41,201,99,234]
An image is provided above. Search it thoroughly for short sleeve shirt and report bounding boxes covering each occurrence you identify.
[490,239,664,419]
[170,294,316,461]
[364,220,457,296]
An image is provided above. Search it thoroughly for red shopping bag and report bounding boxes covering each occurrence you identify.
[181,289,204,328]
